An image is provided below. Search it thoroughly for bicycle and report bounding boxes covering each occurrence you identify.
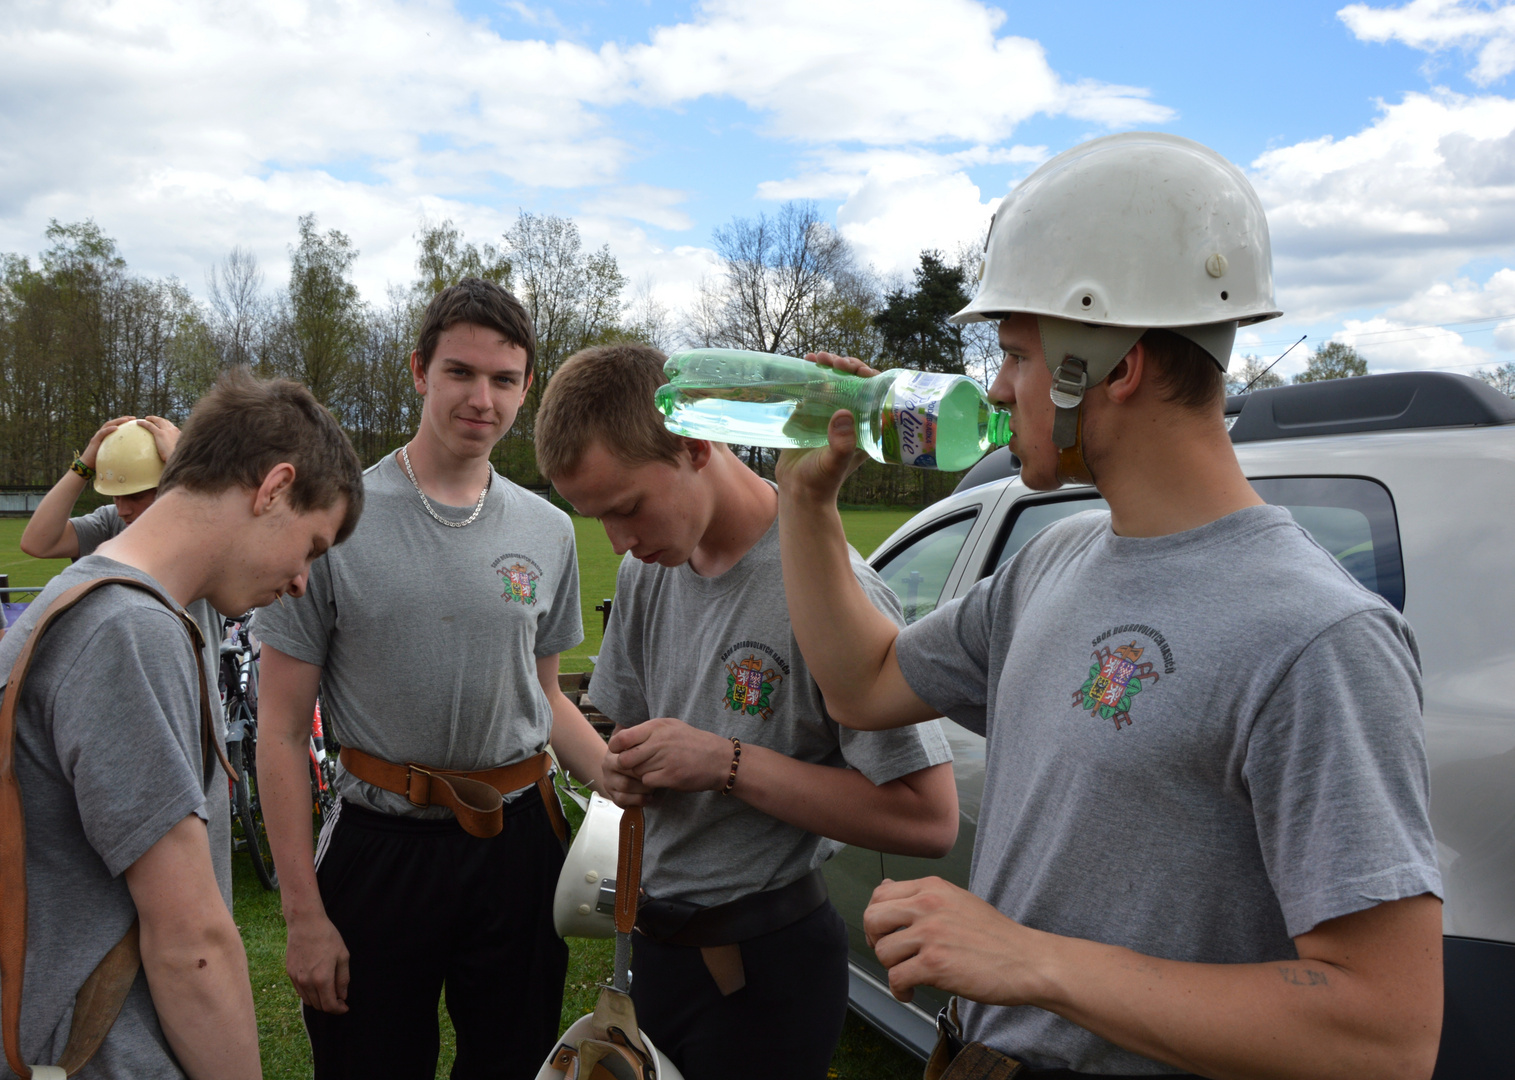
[221,614,338,892]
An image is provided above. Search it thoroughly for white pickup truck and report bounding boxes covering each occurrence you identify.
[827,370,1515,1078]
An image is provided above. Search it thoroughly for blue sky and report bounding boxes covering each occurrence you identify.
[6,0,1515,378]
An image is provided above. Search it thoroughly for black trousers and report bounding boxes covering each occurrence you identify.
[629,900,850,1080]
[304,789,568,1080]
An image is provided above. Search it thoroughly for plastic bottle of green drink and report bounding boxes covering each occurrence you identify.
[654,348,1013,471]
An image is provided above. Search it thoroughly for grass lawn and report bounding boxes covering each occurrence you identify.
[1,506,928,1080]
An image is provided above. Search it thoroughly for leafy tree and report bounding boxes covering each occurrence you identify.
[275,214,366,406]
[413,218,510,301]
[1475,361,1515,397]
[1293,342,1367,383]
[873,251,972,374]
[1225,354,1285,395]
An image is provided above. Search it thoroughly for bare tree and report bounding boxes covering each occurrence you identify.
[625,275,677,353]
[704,201,855,355]
[206,246,265,368]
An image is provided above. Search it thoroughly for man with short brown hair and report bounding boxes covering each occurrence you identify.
[256,279,607,1079]
[0,369,360,1079]
[538,342,957,1080]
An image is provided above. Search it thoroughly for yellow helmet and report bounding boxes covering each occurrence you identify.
[95,422,163,496]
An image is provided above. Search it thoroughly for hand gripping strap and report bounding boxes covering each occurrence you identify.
[1,576,226,1078]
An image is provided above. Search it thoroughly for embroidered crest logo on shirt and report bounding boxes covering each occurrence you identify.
[491,552,545,606]
[1074,641,1161,731]
[723,654,782,719]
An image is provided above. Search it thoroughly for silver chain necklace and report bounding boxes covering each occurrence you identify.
[399,445,491,528]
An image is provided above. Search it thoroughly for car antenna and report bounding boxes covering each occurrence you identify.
[1242,335,1306,393]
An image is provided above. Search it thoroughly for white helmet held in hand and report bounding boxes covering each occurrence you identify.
[553,792,624,939]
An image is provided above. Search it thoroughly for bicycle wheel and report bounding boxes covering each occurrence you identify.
[230,737,279,891]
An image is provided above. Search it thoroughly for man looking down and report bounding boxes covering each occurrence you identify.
[775,134,1443,1079]
[0,369,363,1079]
[536,342,957,1080]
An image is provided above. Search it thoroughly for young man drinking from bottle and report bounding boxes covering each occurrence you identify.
[774,133,1443,1080]
[255,279,608,1080]
[535,341,958,1080]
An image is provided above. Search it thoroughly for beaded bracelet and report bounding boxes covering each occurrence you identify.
[720,736,742,795]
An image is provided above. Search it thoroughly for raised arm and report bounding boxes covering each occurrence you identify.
[19,416,134,559]
[257,644,350,1015]
[774,354,936,731]
[125,814,260,1080]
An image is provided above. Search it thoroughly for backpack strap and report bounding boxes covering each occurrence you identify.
[0,576,231,1078]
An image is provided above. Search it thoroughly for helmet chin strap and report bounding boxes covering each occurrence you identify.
[1039,316,1143,487]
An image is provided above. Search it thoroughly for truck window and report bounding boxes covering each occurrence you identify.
[874,511,978,624]
[982,477,1404,611]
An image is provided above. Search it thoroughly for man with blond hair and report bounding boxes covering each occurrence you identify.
[536,342,957,1080]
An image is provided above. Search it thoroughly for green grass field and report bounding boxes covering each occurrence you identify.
[0,508,925,1080]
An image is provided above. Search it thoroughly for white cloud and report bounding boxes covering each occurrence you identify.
[1326,267,1515,369]
[1340,0,1515,85]
[0,0,1167,305]
[1249,89,1515,319]
[620,0,1171,146]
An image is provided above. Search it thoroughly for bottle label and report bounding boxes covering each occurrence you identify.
[882,372,956,468]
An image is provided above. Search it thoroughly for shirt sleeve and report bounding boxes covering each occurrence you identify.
[70,505,123,558]
[49,607,207,877]
[893,568,1004,737]
[583,556,651,727]
[1245,608,1443,938]
[836,552,953,783]
[253,551,337,667]
[535,520,585,659]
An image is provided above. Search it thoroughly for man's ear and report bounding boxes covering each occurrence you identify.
[1103,342,1148,405]
[254,462,297,516]
[683,438,714,470]
[410,349,427,395]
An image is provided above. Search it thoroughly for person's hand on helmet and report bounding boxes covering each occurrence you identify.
[137,415,181,463]
[81,416,137,469]
[774,352,874,502]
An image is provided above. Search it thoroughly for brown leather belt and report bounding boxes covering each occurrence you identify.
[339,745,568,843]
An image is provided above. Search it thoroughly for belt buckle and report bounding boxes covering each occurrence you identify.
[936,1001,964,1056]
[405,763,434,807]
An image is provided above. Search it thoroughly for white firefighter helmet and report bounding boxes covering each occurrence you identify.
[553,792,624,939]
[954,130,1281,374]
[95,421,164,496]
[535,992,685,1080]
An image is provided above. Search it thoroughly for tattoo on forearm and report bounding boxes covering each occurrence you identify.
[1277,965,1330,987]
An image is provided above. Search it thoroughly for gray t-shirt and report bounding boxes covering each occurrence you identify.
[70,503,231,910]
[894,505,1442,1074]
[0,558,222,1079]
[590,517,953,907]
[255,454,583,817]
